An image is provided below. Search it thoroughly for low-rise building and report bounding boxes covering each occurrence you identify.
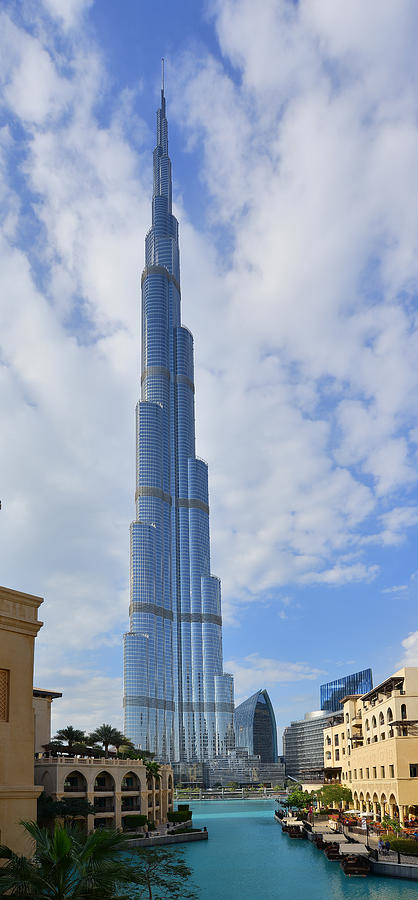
[0,585,44,854]
[323,667,418,824]
[33,688,62,755]
[35,757,174,831]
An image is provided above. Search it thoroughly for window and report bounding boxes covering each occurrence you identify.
[365,719,370,731]
[389,765,394,778]
[326,751,331,760]
[381,733,385,740]
[326,736,331,745]
[379,711,384,725]
[372,716,377,728]
[354,769,357,779]
[373,767,377,778]
[401,704,407,720]
[359,768,363,779]
[410,764,418,778]
[387,708,393,723]
[381,766,385,778]
[373,736,378,743]
[335,750,340,761]
[335,735,339,746]
[0,670,9,722]
[366,768,369,779]
[345,714,349,723]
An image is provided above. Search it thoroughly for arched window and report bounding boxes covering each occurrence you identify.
[63,770,87,793]
[345,714,349,723]
[379,712,384,726]
[372,716,376,728]
[401,704,407,720]
[93,771,115,792]
[387,708,393,723]
[365,719,370,731]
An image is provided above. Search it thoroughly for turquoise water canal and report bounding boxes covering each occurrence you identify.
[178,800,417,899]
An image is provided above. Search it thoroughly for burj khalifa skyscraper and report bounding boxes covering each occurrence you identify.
[123,72,234,763]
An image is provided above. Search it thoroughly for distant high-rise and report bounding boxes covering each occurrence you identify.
[320,669,373,713]
[123,77,234,763]
[234,689,278,763]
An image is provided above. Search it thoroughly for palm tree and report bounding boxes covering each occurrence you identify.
[111,730,134,752]
[145,760,161,782]
[0,820,139,898]
[53,726,86,755]
[88,724,120,758]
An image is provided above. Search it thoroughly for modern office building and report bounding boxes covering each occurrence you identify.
[282,710,335,782]
[123,79,234,763]
[234,689,278,762]
[320,668,373,713]
[323,667,418,824]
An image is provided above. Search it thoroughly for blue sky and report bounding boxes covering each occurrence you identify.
[1,0,418,748]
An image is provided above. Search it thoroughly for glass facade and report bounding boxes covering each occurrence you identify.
[320,669,373,713]
[234,690,278,763]
[123,87,234,762]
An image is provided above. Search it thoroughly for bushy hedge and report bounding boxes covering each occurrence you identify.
[168,810,191,824]
[123,814,147,829]
[387,837,418,856]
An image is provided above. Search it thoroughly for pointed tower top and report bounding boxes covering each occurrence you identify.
[161,58,165,113]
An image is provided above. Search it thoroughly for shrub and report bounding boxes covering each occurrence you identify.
[168,810,191,824]
[123,814,147,829]
[387,837,418,856]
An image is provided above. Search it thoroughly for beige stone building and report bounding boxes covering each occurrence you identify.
[34,757,174,832]
[33,688,62,756]
[323,667,418,825]
[0,585,44,854]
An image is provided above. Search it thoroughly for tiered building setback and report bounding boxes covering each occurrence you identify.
[123,79,234,763]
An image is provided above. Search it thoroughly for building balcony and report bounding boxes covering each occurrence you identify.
[121,798,141,812]
[94,799,114,813]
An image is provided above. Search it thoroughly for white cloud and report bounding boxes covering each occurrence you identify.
[225,652,325,704]
[1,2,418,724]
[172,0,418,612]
[400,631,418,667]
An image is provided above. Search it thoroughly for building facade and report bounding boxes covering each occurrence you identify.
[123,83,234,763]
[35,757,173,832]
[320,668,373,713]
[0,586,44,854]
[234,689,278,762]
[323,668,418,824]
[283,710,334,782]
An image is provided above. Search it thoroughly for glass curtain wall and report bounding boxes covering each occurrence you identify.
[123,86,234,762]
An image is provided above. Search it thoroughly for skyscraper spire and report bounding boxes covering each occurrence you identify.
[123,75,234,762]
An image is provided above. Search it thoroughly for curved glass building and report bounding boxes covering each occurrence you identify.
[234,690,278,763]
[123,83,234,763]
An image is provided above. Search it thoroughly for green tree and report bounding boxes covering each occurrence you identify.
[317,784,352,809]
[53,726,86,755]
[286,789,312,810]
[88,724,121,758]
[145,760,161,782]
[38,796,95,829]
[0,821,140,898]
[382,814,403,835]
[128,848,197,900]
[117,746,143,761]
[111,732,134,752]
